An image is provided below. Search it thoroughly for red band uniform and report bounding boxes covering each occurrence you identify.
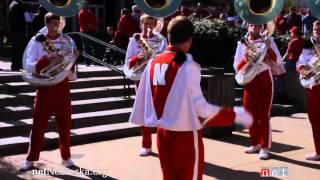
[130,47,252,179]
[297,38,320,159]
[124,32,168,152]
[24,34,77,161]
[234,36,282,156]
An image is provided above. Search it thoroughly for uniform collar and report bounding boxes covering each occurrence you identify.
[142,34,155,39]
[166,46,180,52]
[46,33,59,40]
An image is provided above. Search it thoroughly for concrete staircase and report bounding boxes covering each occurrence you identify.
[0,64,138,156]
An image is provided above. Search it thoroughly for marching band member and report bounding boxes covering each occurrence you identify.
[20,13,79,171]
[130,16,252,180]
[297,20,320,161]
[234,24,282,160]
[123,14,168,156]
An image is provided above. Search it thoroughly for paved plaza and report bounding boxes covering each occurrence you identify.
[0,113,319,180]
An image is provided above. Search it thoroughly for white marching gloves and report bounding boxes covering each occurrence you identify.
[234,106,253,128]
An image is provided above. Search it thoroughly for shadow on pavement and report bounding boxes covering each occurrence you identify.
[270,153,320,170]
[212,134,303,153]
[0,158,25,179]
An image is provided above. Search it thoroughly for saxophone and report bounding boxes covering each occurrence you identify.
[130,31,155,75]
[124,27,166,81]
[300,38,320,89]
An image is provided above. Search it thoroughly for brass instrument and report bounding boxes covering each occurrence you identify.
[39,0,84,17]
[235,34,268,85]
[300,38,320,89]
[22,17,76,86]
[123,28,167,81]
[234,0,284,24]
[134,0,181,17]
[130,33,154,75]
[234,0,281,85]
[298,0,320,89]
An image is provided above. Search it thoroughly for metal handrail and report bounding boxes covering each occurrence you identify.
[65,32,132,99]
[66,32,127,54]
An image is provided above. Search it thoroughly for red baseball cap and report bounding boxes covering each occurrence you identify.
[290,26,301,35]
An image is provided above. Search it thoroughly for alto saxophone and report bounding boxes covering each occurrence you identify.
[130,33,154,75]
[130,28,162,75]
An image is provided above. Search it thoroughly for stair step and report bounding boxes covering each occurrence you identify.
[0,122,141,156]
[0,76,133,93]
[0,97,135,121]
[0,65,123,83]
[0,85,135,107]
[0,108,133,138]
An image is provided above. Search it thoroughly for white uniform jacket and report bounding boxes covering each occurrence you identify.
[297,40,315,71]
[129,54,220,131]
[233,37,282,74]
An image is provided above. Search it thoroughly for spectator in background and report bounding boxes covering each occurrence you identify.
[24,4,34,40]
[287,7,302,30]
[113,8,139,49]
[180,5,192,17]
[302,9,317,37]
[104,26,118,65]
[31,5,48,36]
[281,26,304,102]
[283,26,304,71]
[8,0,26,71]
[107,26,115,40]
[275,10,287,35]
[195,3,210,19]
[78,0,99,66]
[132,5,142,25]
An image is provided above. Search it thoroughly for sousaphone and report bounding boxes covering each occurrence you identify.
[134,0,181,17]
[39,0,84,17]
[234,0,284,24]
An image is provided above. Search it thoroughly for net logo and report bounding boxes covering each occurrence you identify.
[260,167,288,177]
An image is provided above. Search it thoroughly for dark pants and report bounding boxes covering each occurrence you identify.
[80,32,106,65]
[10,32,26,70]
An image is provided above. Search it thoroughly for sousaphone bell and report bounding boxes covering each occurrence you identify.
[134,0,181,17]
[39,0,84,17]
[234,0,284,24]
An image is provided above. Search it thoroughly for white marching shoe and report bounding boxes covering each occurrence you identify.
[234,107,253,128]
[62,159,75,167]
[139,148,152,156]
[244,144,261,154]
[259,148,270,160]
[19,160,34,171]
[305,153,320,161]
